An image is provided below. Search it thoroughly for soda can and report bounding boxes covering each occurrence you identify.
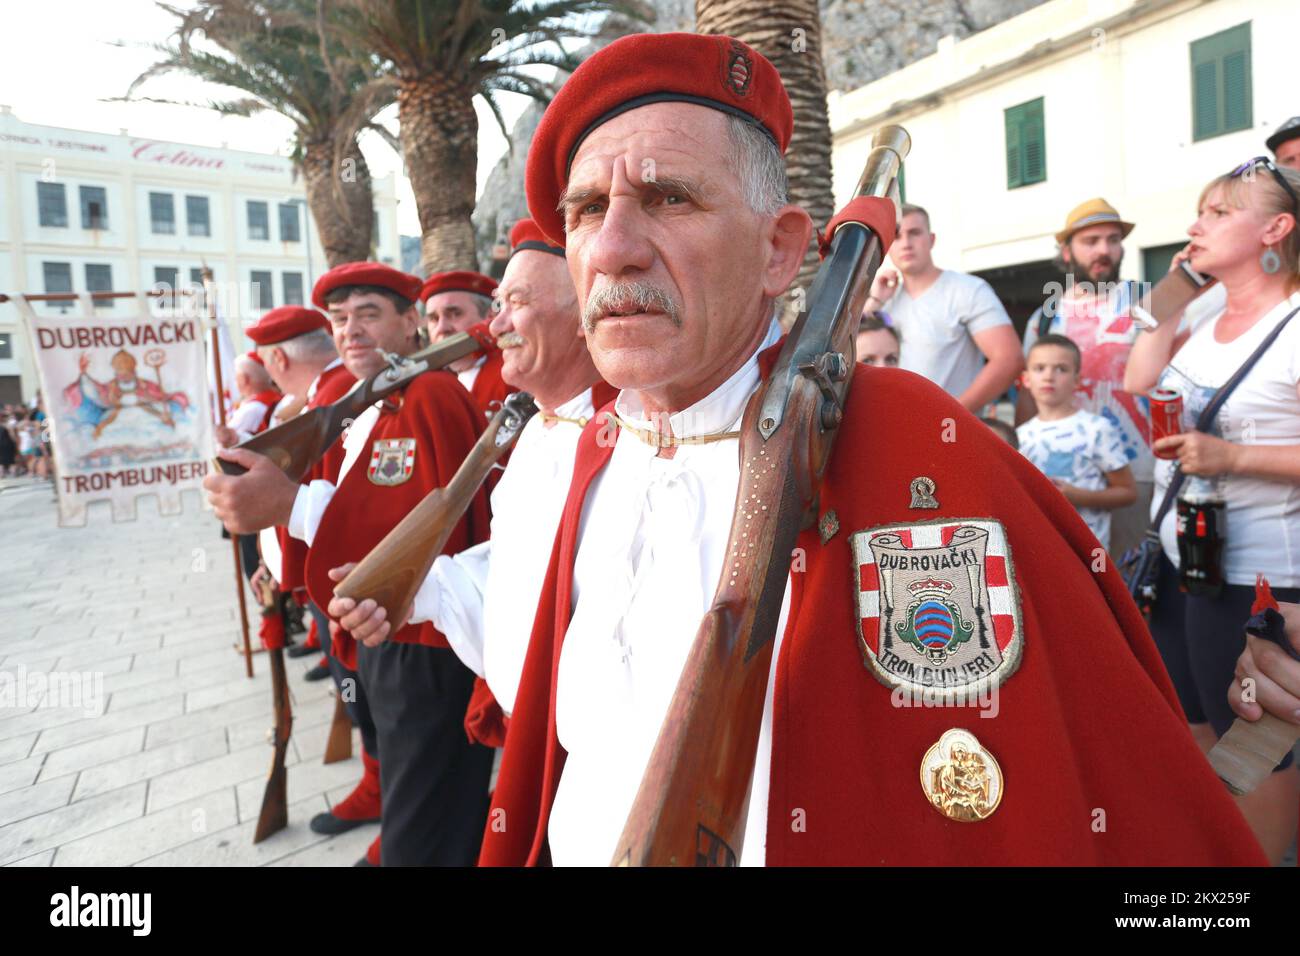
[1149,387,1183,459]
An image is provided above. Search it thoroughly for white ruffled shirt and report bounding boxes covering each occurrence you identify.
[412,389,598,714]
[547,319,790,867]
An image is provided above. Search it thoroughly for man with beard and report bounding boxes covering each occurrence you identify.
[1016,199,1151,556]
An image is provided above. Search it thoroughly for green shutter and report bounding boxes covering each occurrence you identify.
[1005,98,1045,189]
[1191,22,1251,141]
[1005,105,1023,188]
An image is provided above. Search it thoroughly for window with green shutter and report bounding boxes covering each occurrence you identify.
[1005,98,1046,189]
[1191,22,1251,141]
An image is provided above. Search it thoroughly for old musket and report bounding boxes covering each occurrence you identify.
[214,323,498,480]
[333,391,538,627]
[322,695,354,765]
[253,577,292,843]
[612,125,910,867]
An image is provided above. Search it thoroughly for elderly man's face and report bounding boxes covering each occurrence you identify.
[489,250,584,395]
[563,103,808,404]
[326,291,420,380]
[426,289,487,373]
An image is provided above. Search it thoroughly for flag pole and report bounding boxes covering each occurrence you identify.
[201,266,254,679]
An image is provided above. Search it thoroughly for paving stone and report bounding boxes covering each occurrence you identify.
[143,693,268,750]
[0,775,75,828]
[137,794,331,867]
[73,729,229,802]
[269,819,378,867]
[38,727,146,781]
[54,789,239,867]
[5,849,55,867]
[145,740,296,814]
[0,734,36,766]
[234,753,364,824]
[0,755,45,796]
[0,783,146,866]
[29,696,185,756]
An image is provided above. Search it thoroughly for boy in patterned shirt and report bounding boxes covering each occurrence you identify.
[1017,334,1137,552]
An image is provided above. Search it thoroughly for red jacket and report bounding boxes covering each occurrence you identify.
[480,351,1267,866]
[277,362,356,597]
[305,370,491,670]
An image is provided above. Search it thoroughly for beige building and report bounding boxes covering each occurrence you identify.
[0,110,400,403]
[830,0,1294,328]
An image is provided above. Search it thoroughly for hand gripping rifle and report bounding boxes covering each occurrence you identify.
[214,323,499,479]
[253,577,292,843]
[612,125,910,867]
[333,391,539,627]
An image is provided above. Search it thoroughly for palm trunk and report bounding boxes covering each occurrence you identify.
[399,74,479,275]
[301,137,374,267]
[696,0,835,319]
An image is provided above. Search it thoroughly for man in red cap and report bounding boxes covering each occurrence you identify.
[327,219,614,748]
[205,263,493,866]
[217,352,281,448]
[421,270,515,417]
[477,32,1266,867]
[241,304,383,842]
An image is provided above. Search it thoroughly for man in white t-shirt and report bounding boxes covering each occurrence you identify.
[864,203,1022,412]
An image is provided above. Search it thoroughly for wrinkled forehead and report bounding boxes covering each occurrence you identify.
[501,249,569,298]
[566,101,737,192]
[425,290,482,314]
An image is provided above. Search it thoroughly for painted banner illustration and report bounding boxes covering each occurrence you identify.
[19,294,215,525]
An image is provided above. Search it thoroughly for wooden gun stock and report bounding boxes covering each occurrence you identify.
[253,579,292,844]
[215,327,493,480]
[334,392,538,627]
[613,125,910,867]
[323,695,354,765]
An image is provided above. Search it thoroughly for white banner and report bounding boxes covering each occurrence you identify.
[18,294,215,526]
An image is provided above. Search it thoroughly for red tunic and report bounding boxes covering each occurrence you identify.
[480,351,1267,866]
[248,389,283,434]
[305,371,491,671]
[277,363,356,597]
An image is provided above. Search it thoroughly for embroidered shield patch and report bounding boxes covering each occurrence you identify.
[367,438,415,486]
[851,517,1023,697]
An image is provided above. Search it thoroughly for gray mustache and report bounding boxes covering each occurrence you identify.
[582,282,682,332]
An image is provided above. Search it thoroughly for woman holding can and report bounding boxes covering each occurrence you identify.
[1124,158,1300,863]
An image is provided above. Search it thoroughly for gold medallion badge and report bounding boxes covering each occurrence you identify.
[920,728,1003,822]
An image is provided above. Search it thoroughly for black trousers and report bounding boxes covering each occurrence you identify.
[356,641,493,866]
[1148,554,1296,771]
[307,601,378,759]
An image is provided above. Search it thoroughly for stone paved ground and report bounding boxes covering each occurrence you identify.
[0,475,375,866]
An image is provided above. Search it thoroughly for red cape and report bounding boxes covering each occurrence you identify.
[305,370,491,670]
[480,349,1266,866]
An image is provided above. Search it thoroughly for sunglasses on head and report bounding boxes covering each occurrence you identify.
[1230,156,1300,214]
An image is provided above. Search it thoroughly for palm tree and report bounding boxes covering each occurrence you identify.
[696,0,834,312]
[122,0,396,266]
[327,0,634,275]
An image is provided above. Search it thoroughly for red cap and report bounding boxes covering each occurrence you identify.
[245,306,330,345]
[244,349,265,365]
[311,262,422,309]
[509,218,565,259]
[420,270,498,304]
[526,33,792,244]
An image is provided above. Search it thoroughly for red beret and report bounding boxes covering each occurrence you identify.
[509,218,565,259]
[311,261,422,309]
[244,349,265,365]
[526,32,793,244]
[245,306,329,345]
[420,271,498,304]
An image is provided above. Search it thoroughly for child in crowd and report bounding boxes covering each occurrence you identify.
[1016,334,1136,551]
[855,312,900,368]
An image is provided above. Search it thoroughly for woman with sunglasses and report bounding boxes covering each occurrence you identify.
[1125,157,1300,863]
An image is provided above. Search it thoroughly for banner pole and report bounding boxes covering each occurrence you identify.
[201,270,254,679]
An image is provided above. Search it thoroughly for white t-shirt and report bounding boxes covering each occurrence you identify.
[1151,291,1300,586]
[1017,410,1130,550]
[882,270,1012,399]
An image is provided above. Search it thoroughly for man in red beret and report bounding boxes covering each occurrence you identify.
[327,219,614,749]
[205,263,493,866]
[216,352,281,448]
[421,270,515,417]
[477,32,1266,867]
